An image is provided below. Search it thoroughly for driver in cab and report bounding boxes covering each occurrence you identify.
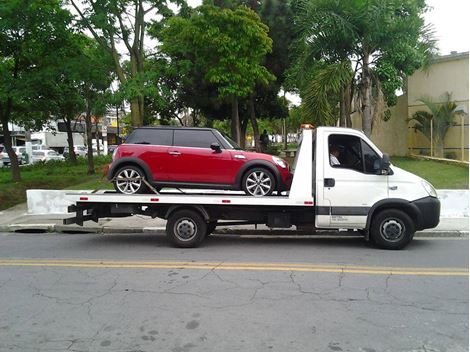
[329,145,341,166]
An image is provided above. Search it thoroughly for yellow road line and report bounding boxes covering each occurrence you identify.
[0,259,467,276]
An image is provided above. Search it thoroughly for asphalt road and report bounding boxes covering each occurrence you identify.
[0,232,468,352]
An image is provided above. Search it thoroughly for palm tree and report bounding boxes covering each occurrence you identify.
[409,92,464,158]
[302,61,354,127]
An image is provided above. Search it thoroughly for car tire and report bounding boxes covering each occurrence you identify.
[242,167,276,197]
[113,165,149,194]
[166,209,207,248]
[370,209,414,250]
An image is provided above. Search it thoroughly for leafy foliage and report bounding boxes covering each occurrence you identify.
[290,0,436,134]
[408,92,464,157]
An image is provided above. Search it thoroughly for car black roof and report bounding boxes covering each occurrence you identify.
[135,126,218,131]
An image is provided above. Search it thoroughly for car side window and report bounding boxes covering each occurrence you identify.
[173,130,220,148]
[126,129,173,146]
[361,140,382,174]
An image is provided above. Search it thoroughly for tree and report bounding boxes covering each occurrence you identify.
[408,92,464,158]
[77,38,114,174]
[291,0,435,136]
[159,5,274,144]
[205,0,295,151]
[0,0,73,181]
[69,0,185,128]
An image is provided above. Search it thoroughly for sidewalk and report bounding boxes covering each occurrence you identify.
[0,202,467,237]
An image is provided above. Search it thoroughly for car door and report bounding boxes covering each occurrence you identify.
[321,133,388,228]
[126,128,173,181]
[169,129,233,185]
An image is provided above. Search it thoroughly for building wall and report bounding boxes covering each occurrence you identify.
[407,52,469,160]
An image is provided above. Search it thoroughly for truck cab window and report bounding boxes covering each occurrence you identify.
[361,140,382,174]
[328,134,362,172]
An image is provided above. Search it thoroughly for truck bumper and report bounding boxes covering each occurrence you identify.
[412,196,440,230]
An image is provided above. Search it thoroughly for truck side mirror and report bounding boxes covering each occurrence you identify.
[210,143,222,153]
[380,153,391,175]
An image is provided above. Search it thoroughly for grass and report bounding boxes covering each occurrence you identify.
[0,156,112,211]
[391,157,468,189]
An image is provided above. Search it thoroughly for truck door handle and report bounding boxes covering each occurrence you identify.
[324,178,335,187]
[389,186,398,190]
[169,151,181,156]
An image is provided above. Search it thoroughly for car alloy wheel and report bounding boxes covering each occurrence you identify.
[245,170,274,196]
[115,168,143,194]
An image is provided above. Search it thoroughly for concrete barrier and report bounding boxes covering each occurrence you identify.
[26,189,469,217]
[437,190,469,218]
[27,189,87,215]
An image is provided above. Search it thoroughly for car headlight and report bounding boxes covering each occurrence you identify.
[272,156,287,169]
[421,180,437,198]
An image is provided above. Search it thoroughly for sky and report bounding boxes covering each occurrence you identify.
[424,0,469,54]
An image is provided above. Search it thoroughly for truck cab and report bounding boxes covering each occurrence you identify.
[291,125,440,248]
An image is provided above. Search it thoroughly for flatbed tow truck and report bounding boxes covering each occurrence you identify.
[64,125,440,249]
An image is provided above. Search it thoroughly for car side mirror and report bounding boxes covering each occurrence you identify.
[379,153,391,175]
[210,143,222,153]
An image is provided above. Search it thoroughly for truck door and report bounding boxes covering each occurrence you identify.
[321,133,388,229]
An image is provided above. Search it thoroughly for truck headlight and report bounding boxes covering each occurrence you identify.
[272,156,287,169]
[421,180,437,198]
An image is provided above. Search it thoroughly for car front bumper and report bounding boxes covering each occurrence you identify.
[412,196,440,230]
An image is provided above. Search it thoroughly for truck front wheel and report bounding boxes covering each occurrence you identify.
[370,209,415,250]
[166,209,207,248]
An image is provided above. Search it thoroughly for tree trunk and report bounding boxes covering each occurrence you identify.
[249,96,261,152]
[0,104,21,181]
[240,117,248,149]
[361,50,372,137]
[84,106,95,175]
[64,116,77,164]
[129,54,144,127]
[95,119,101,156]
[130,98,143,127]
[434,135,445,158]
[230,95,241,145]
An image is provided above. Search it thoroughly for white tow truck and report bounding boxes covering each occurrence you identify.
[64,125,440,249]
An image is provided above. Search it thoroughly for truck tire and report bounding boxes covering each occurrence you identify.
[242,167,275,197]
[113,165,148,194]
[370,209,414,250]
[166,209,207,248]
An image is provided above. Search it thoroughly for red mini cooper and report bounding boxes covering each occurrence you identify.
[108,127,292,196]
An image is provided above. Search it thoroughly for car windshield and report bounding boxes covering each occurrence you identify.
[221,133,242,150]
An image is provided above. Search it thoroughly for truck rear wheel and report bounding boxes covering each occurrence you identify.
[166,209,207,248]
[370,209,414,250]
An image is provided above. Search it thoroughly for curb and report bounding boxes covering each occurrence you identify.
[1,224,468,238]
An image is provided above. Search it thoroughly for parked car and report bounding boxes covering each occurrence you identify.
[63,145,87,158]
[0,145,5,168]
[107,144,118,155]
[32,150,65,164]
[107,127,293,196]
[32,144,50,151]
[1,146,27,166]
[12,146,28,165]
